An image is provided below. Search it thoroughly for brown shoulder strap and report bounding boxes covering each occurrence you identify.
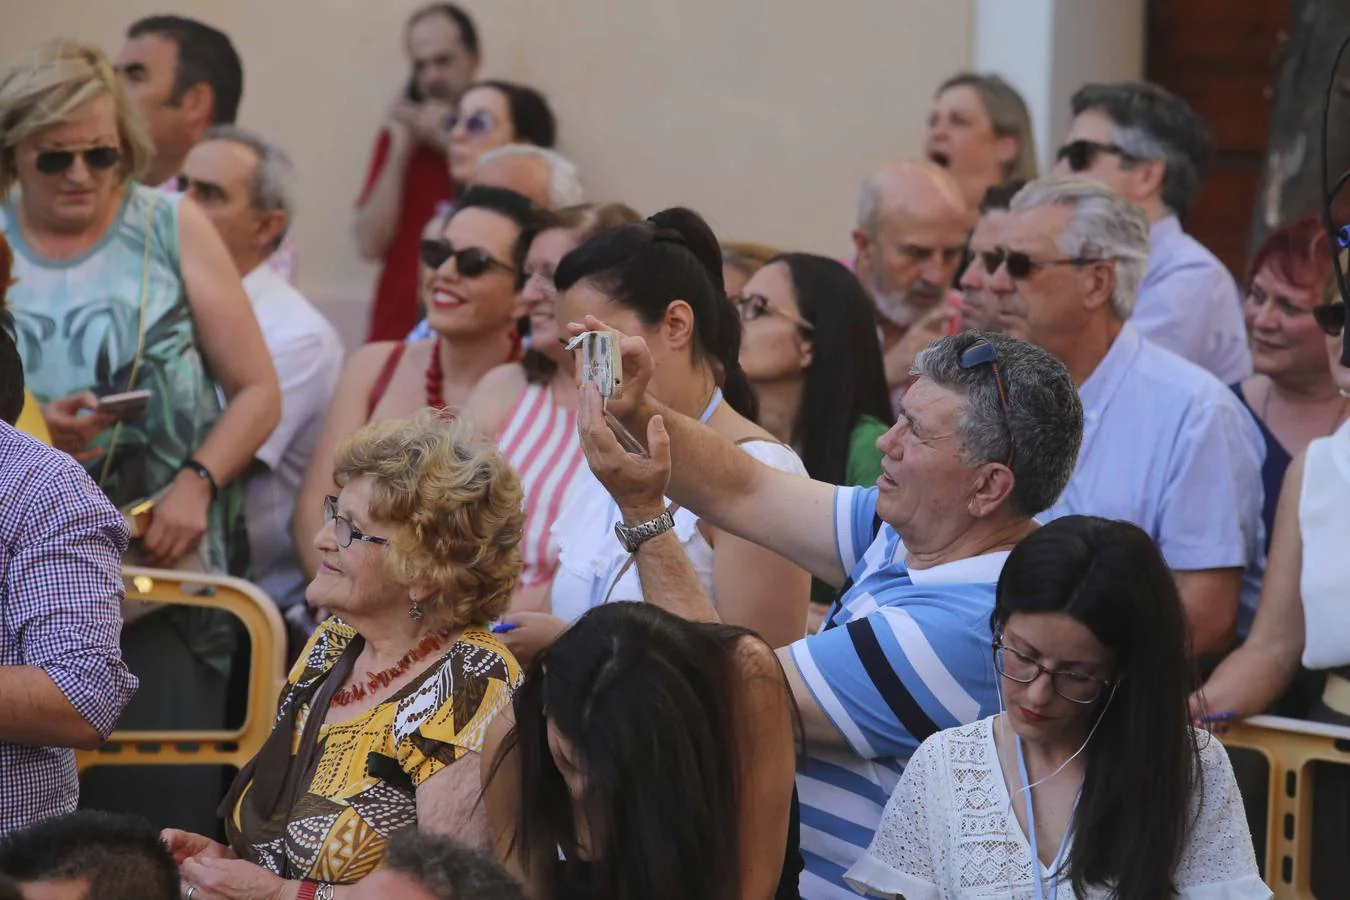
[221,635,364,822]
[367,343,407,419]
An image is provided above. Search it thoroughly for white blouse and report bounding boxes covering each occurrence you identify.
[549,439,807,623]
[845,716,1270,900]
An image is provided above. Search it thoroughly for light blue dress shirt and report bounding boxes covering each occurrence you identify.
[1043,323,1267,635]
[1135,216,1252,385]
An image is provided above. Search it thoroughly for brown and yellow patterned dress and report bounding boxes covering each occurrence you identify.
[224,618,519,883]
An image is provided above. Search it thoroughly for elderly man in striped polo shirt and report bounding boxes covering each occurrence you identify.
[574,328,1084,899]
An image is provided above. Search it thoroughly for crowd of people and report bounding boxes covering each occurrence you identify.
[2,3,1348,898]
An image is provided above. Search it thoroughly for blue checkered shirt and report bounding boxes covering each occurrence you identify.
[0,421,137,832]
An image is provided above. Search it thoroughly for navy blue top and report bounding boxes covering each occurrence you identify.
[1231,382,1292,553]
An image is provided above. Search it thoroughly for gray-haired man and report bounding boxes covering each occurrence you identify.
[181,126,343,616]
[984,176,1265,658]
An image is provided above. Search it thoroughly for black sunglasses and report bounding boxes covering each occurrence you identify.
[979,247,1105,280]
[419,239,515,277]
[1056,139,1142,173]
[1313,302,1346,337]
[731,293,816,331]
[959,338,1013,465]
[35,146,122,176]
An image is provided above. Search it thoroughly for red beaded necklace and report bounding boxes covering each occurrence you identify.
[423,333,524,412]
[331,627,456,708]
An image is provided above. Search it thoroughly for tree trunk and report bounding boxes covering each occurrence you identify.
[1250,0,1350,252]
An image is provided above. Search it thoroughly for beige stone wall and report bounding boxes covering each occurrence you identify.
[0,0,975,346]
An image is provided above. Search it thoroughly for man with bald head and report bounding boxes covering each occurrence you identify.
[852,159,970,393]
[471,144,583,211]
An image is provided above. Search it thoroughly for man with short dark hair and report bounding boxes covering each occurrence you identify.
[0,306,136,833]
[0,811,178,900]
[347,832,525,900]
[356,3,482,341]
[115,16,243,189]
[1056,81,1251,383]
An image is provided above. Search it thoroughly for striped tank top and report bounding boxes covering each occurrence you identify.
[497,382,585,589]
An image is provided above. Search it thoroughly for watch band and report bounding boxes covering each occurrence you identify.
[180,457,219,501]
[614,507,675,553]
[297,881,334,900]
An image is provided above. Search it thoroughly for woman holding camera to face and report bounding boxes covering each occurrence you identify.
[500,208,812,663]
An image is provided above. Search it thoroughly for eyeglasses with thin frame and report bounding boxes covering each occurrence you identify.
[993,639,1113,704]
[731,293,816,331]
[979,247,1109,280]
[443,110,497,138]
[34,146,122,176]
[958,338,1013,465]
[419,239,516,277]
[1056,139,1143,173]
[1313,301,1346,337]
[323,495,389,549]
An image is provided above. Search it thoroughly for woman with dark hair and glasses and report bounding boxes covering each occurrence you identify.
[847,515,1266,900]
[484,601,802,900]
[1199,268,1350,896]
[734,253,891,620]
[446,80,556,186]
[165,412,524,897]
[293,185,531,579]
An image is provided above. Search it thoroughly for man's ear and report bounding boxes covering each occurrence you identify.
[1082,259,1118,314]
[968,462,1016,519]
[254,210,287,255]
[179,81,215,127]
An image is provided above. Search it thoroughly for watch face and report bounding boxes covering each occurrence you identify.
[614,521,636,553]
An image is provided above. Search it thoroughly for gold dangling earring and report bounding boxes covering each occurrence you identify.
[409,599,424,620]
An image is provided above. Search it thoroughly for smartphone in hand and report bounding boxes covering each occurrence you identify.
[97,389,153,419]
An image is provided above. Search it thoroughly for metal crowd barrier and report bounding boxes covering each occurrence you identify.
[75,567,287,775]
[1221,714,1350,899]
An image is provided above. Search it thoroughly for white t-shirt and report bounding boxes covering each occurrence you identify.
[845,716,1270,899]
[549,439,807,622]
[242,264,343,609]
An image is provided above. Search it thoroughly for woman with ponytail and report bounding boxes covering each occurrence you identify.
[505,208,811,653]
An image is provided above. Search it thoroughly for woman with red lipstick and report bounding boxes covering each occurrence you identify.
[294,185,531,579]
[1234,214,1345,550]
[464,202,640,612]
[846,516,1267,900]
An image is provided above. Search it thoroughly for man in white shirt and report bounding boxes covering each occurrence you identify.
[181,127,343,615]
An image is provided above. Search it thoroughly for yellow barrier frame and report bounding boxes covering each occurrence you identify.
[1222,714,1350,899]
[75,566,287,774]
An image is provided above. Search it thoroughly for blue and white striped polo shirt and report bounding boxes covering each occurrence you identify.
[790,485,1005,899]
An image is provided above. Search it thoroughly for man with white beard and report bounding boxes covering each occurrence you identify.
[851,159,971,400]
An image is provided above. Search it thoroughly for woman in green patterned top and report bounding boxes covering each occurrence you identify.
[733,253,892,617]
[0,39,280,830]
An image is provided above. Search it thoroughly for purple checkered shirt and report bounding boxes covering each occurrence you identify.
[0,422,137,832]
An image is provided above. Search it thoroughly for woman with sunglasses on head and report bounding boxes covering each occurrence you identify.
[847,515,1267,900]
[0,40,280,830]
[734,253,891,626]
[1197,267,1350,897]
[1233,214,1346,550]
[293,185,530,579]
[484,601,802,900]
[164,411,524,900]
[502,208,812,659]
[463,202,640,613]
[446,81,555,188]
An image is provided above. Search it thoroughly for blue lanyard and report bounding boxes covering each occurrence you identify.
[1015,735,1079,900]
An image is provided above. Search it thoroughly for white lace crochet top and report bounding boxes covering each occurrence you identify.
[844,716,1270,899]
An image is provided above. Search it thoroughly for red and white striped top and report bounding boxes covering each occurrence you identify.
[497,382,585,589]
